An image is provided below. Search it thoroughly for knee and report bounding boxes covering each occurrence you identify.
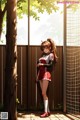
[42,92,46,97]
[42,92,48,99]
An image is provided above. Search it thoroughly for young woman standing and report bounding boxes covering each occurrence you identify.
[37,38,58,117]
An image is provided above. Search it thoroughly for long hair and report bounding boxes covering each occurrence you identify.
[40,38,58,63]
[47,38,58,63]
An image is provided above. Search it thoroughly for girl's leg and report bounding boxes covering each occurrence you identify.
[39,80,50,117]
[41,80,49,100]
[42,80,49,113]
[39,80,49,100]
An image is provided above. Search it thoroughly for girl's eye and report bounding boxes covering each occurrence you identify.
[42,45,50,49]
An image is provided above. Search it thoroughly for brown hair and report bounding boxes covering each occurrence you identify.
[40,38,58,63]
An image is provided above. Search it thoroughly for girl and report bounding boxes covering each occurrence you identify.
[37,38,58,117]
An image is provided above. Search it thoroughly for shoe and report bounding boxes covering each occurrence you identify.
[40,112,49,118]
[48,112,51,116]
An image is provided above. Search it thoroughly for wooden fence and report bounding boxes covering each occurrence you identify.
[0,46,63,111]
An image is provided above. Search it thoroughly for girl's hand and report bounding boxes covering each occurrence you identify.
[37,63,44,67]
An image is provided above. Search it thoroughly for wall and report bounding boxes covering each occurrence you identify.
[0,46,63,111]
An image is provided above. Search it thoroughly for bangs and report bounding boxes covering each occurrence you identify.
[40,41,51,51]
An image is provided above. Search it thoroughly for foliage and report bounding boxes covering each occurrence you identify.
[17,0,28,18]
[1,0,80,20]
[1,0,59,20]
[57,0,80,12]
[16,98,20,104]
[30,0,59,20]
[66,0,80,12]
[1,0,80,21]
[0,0,6,14]
[17,0,59,19]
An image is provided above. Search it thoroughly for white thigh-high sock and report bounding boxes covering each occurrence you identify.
[44,99,50,113]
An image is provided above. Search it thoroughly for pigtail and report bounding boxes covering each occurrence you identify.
[47,38,58,64]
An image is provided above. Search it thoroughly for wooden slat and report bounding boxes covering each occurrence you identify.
[17,46,22,104]
[0,46,6,104]
[0,46,3,104]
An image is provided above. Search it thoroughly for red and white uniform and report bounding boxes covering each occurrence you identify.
[37,53,54,81]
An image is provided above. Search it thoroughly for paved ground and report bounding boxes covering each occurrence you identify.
[17,112,80,120]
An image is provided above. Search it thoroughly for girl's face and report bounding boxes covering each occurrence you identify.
[42,41,51,53]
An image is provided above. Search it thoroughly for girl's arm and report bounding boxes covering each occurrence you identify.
[43,60,54,67]
[43,53,54,67]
